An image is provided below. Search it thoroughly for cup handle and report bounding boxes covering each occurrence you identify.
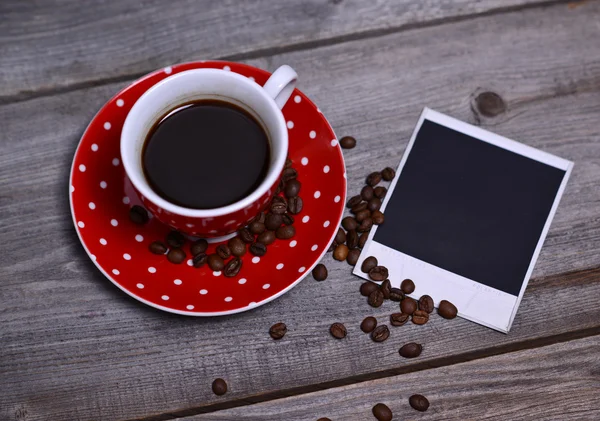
[262,65,298,109]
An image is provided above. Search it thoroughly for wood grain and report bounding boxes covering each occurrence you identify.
[1,2,600,421]
[185,335,600,420]
[0,0,553,99]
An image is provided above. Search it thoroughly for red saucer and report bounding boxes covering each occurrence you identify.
[69,61,346,315]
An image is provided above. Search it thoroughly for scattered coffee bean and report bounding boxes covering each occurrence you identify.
[265,213,283,231]
[360,281,379,297]
[276,179,284,194]
[257,230,276,245]
[409,394,430,412]
[381,167,396,181]
[335,228,346,244]
[333,244,349,261]
[438,300,458,319]
[418,295,434,313]
[149,241,167,255]
[253,212,266,224]
[166,230,185,248]
[287,196,303,214]
[228,237,246,257]
[330,322,347,339]
[401,278,416,294]
[368,266,388,282]
[129,205,149,225]
[216,244,231,259]
[371,210,385,225]
[390,312,410,326]
[400,297,418,315]
[249,220,266,235]
[342,216,358,231]
[167,248,186,264]
[412,310,429,325]
[211,378,227,396]
[347,249,360,266]
[346,230,359,249]
[317,418,332,421]
[366,172,382,187]
[389,288,404,302]
[328,242,337,252]
[282,214,294,225]
[282,167,297,182]
[347,195,362,208]
[360,316,377,333]
[284,179,301,198]
[312,263,328,281]
[380,279,392,299]
[367,197,382,212]
[270,198,287,215]
[238,228,254,244]
[358,218,373,232]
[250,242,267,256]
[339,136,356,149]
[193,253,208,268]
[399,342,423,358]
[269,322,287,340]
[371,325,390,342]
[207,254,224,271]
[374,186,387,198]
[355,209,371,223]
[361,185,374,201]
[276,225,295,240]
[358,232,368,248]
[372,403,392,421]
[361,256,378,273]
[351,201,368,214]
[223,257,242,277]
[368,289,384,308]
[190,239,208,256]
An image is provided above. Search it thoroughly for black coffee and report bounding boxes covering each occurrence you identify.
[142,100,270,209]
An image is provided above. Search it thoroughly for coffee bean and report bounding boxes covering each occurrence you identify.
[360,281,379,297]
[347,249,360,266]
[438,300,458,319]
[347,195,362,208]
[341,216,357,231]
[285,158,293,168]
[358,218,373,232]
[193,253,208,268]
[380,279,391,299]
[412,310,429,325]
[166,230,185,248]
[312,263,328,281]
[228,237,246,257]
[368,289,384,308]
[409,394,430,412]
[371,210,385,225]
[276,225,295,239]
[282,167,297,182]
[269,322,287,340]
[149,241,167,255]
[328,242,337,252]
[216,244,231,259]
[329,322,347,339]
[282,214,294,225]
[369,266,388,282]
[372,403,392,421]
[381,167,396,181]
[389,288,404,302]
[390,312,410,326]
[238,228,255,244]
[257,230,276,245]
[249,220,266,235]
[212,378,227,396]
[361,185,374,201]
[374,186,387,198]
[351,202,368,215]
[250,242,267,256]
[129,205,149,225]
[333,244,349,261]
[399,342,423,358]
[358,232,368,248]
[317,418,332,421]
[335,228,346,244]
[360,316,377,333]
[400,297,418,315]
[355,209,371,222]
[339,136,356,149]
[346,230,359,249]
[207,254,224,271]
[167,248,186,264]
[253,212,266,224]
[265,213,283,231]
[287,196,303,214]
[223,257,242,277]
[371,325,390,342]
[284,179,301,198]
[367,197,382,212]
[361,256,378,273]
[190,239,208,256]
[418,295,434,313]
[276,179,284,194]
[366,172,382,187]
[270,198,287,215]
[401,278,416,294]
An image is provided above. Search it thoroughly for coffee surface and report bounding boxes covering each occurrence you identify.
[142,100,270,209]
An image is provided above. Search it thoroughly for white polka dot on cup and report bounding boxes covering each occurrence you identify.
[135,234,144,242]
[213,271,221,277]
[334,195,341,203]
[100,181,107,189]
[249,76,255,81]
[88,202,96,210]
[123,253,131,260]
[112,269,120,275]
[112,158,120,166]
[174,279,182,285]
[77,221,85,228]
[309,130,316,139]
[311,244,318,251]
[298,266,306,272]
[103,122,111,130]
[294,95,301,103]
[224,297,232,302]
[289,240,297,247]
[100,238,107,245]
[186,305,194,310]
[323,165,330,173]
[70,185,75,193]
[302,215,310,223]
[187,259,193,266]
[110,219,118,226]
[262,284,270,289]
[91,144,98,152]
[122,196,130,204]
[276,263,284,270]
[90,254,96,261]
[79,164,86,172]
[331,139,338,147]
[314,191,321,198]
[136,283,144,289]
[301,157,308,166]
[116,99,124,107]
[161,295,169,301]
[287,121,294,129]
[164,66,172,74]
[199,289,208,295]
[252,256,260,264]
[148,267,156,273]
[238,278,247,284]
[223,65,231,71]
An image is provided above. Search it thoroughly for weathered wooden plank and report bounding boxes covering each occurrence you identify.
[0,0,552,99]
[185,335,600,420]
[1,3,600,421]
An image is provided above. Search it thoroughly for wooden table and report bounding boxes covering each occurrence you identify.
[2,1,600,420]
